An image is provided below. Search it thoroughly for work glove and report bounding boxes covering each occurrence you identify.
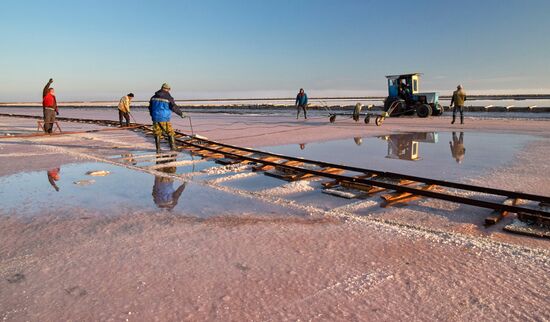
[179,112,187,119]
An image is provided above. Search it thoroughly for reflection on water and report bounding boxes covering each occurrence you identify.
[0,162,303,218]
[47,168,61,192]
[152,158,186,210]
[379,132,439,161]
[267,131,539,182]
[450,132,466,163]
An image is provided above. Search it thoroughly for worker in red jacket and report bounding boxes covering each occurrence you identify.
[42,78,58,133]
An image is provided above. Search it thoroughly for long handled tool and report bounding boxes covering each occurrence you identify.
[129,112,138,125]
[187,114,194,136]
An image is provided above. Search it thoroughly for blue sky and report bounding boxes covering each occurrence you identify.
[0,0,549,101]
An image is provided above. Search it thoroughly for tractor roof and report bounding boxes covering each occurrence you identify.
[385,73,422,79]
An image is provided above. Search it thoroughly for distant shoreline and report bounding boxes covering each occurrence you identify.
[1,105,549,113]
[1,94,550,106]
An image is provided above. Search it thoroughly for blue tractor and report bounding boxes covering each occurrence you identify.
[384,73,444,118]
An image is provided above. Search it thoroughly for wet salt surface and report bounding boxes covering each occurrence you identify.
[0,162,305,218]
[264,131,541,183]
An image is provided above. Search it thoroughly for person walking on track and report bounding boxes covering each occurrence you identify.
[42,78,58,133]
[148,83,186,153]
[118,93,134,127]
[450,84,467,124]
[295,88,309,119]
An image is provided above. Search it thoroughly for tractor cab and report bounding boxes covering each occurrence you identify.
[384,73,443,118]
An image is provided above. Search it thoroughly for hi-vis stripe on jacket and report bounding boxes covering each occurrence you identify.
[149,90,181,122]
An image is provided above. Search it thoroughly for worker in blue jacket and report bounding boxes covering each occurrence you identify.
[149,83,186,152]
[295,88,308,119]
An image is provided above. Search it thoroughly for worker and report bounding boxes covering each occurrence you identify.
[42,78,58,133]
[152,161,186,210]
[295,88,308,119]
[449,132,466,163]
[47,167,60,191]
[148,83,186,153]
[118,93,134,127]
[450,84,467,124]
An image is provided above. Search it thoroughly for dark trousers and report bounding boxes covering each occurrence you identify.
[43,108,56,133]
[119,110,130,126]
[452,105,464,123]
[297,104,307,119]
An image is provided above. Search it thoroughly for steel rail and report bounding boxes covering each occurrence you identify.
[171,133,550,218]
[169,130,550,204]
[2,113,549,218]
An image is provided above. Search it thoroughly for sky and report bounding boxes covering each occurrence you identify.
[0,0,549,102]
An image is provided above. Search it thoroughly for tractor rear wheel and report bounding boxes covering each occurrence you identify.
[375,116,384,126]
[384,97,406,117]
[329,114,336,123]
[416,104,432,118]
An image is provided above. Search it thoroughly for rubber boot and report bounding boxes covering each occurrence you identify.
[460,114,464,125]
[155,136,161,153]
[169,135,177,151]
[451,114,456,124]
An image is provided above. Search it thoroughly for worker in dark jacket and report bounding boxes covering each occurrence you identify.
[148,83,186,152]
[42,78,58,133]
[295,88,308,119]
[450,84,467,124]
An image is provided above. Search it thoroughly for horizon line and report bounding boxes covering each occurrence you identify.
[1,93,550,105]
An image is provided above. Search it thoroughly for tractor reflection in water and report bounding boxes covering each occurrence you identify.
[152,156,186,210]
[379,132,439,161]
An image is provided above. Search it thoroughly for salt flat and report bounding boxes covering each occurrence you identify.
[0,109,549,321]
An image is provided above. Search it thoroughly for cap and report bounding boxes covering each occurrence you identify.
[127,93,134,97]
[162,83,171,90]
[457,84,463,89]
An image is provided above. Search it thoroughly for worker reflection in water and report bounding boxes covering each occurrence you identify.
[47,167,60,191]
[299,143,306,150]
[152,162,186,210]
[449,132,466,163]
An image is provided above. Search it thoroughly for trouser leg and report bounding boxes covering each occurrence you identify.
[154,136,161,153]
[44,109,55,133]
[124,112,130,126]
[451,106,457,124]
[459,106,464,124]
[119,110,124,126]
[302,105,307,119]
[296,105,300,119]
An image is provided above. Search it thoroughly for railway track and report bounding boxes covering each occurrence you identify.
[2,113,549,236]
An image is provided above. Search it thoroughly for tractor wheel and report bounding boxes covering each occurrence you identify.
[433,103,444,116]
[416,104,432,118]
[364,114,370,124]
[353,114,360,122]
[384,97,406,117]
[375,116,384,126]
[329,114,336,123]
